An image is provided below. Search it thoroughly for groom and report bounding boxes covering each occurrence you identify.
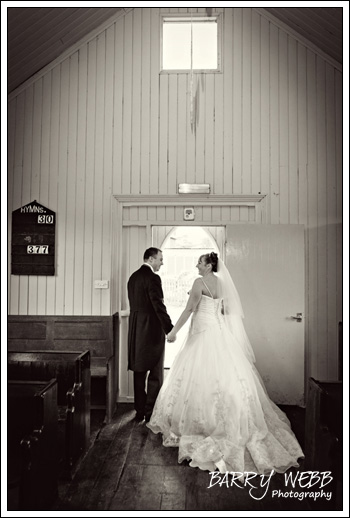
[127,247,174,422]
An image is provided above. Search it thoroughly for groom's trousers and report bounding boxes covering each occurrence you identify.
[133,349,164,420]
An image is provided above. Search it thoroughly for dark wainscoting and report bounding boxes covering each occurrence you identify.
[7,314,119,423]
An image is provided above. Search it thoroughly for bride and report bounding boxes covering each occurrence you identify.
[146,252,304,474]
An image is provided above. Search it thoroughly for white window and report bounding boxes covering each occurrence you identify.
[161,15,221,72]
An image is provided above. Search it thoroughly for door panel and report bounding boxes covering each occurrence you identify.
[226,224,305,405]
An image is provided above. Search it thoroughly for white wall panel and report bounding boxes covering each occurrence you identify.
[8,8,343,382]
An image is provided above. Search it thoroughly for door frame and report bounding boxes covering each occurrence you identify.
[112,194,267,402]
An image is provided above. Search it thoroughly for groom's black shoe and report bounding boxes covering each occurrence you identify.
[144,415,151,423]
[134,412,144,422]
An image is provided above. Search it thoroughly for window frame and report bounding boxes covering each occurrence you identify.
[160,13,222,74]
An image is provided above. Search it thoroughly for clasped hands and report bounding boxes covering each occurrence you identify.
[166,330,177,343]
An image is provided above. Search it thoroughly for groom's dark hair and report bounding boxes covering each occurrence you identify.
[144,247,162,260]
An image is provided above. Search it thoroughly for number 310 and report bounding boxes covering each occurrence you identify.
[38,215,54,224]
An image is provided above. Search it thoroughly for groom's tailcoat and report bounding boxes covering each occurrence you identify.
[127,264,173,372]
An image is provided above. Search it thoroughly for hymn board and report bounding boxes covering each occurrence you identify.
[11,200,56,275]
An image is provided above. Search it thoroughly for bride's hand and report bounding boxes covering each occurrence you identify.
[167,330,176,342]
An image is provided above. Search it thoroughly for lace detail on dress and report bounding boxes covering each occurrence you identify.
[147,294,304,474]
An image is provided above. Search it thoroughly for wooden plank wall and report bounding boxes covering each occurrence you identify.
[7,8,342,381]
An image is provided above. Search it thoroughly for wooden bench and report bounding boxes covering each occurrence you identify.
[8,379,58,510]
[8,314,119,423]
[8,350,91,476]
[305,378,343,508]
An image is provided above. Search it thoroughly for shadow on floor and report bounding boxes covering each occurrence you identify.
[53,404,341,512]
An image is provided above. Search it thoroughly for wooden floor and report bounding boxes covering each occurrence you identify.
[52,403,336,512]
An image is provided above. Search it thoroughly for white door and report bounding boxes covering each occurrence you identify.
[226,224,305,406]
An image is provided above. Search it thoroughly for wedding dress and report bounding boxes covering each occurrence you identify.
[147,263,304,474]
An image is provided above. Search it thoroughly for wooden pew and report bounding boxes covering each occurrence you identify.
[8,379,58,510]
[8,314,119,423]
[8,350,91,476]
[305,378,343,508]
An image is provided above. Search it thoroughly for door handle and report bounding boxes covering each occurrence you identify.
[291,312,302,322]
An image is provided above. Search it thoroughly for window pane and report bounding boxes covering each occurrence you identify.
[163,19,218,70]
[163,23,191,69]
[193,23,217,69]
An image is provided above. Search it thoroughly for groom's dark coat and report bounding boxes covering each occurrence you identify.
[127,264,173,372]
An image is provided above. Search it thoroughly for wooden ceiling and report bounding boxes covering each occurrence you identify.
[7,7,343,94]
[263,7,343,65]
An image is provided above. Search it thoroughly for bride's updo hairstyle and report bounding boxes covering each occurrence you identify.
[202,252,218,273]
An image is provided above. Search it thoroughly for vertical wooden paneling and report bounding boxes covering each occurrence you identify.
[223,8,233,194]
[251,10,261,196]
[168,75,178,193]
[288,37,298,224]
[214,70,224,194]
[8,100,16,216]
[19,86,34,315]
[91,33,105,315]
[55,60,69,315]
[306,50,318,379]
[232,8,242,195]
[296,42,309,379]
[83,40,97,315]
[177,74,187,186]
[31,80,43,202]
[113,17,124,195]
[156,206,166,223]
[159,73,168,194]
[165,206,175,222]
[204,74,214,189]
[131,9,142,194]
[230,206,240,222]
[37,73,52,314]
[122,12,133,195]
[334,69,343,348]
[269,24,280,223]
[140,8,151,194]
[64,53,78,315]
[278,30,289,224]
[46,67,60,315]
[186,74,196,186]
[149,8,160,194]
[239,206,249,222]
[297,44,308,225]
[260,17,270,222]
[316,57,328,380]
[10,93,25,314]
[8,99,17,313]
[202,206,211,222]
[195,75,205,184]
[242,9,252,195]
[325,63,337,379]
[28,79,43,314]
[7,7,342,385]
[73,46,88,315]
[102,25,115,316]
[129,206,138,221]
[221,207,230,223]
[39,80,51,182]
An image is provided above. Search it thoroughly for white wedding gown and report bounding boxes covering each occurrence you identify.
[147,292,304,474]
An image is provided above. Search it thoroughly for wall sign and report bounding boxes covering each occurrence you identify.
[11,200,56,275]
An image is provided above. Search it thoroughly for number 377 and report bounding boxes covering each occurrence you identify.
[27,245,49,254]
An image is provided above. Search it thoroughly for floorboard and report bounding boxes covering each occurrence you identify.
[52,403,340,511]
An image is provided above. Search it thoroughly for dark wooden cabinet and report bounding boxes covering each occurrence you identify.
[305,377,342,509]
